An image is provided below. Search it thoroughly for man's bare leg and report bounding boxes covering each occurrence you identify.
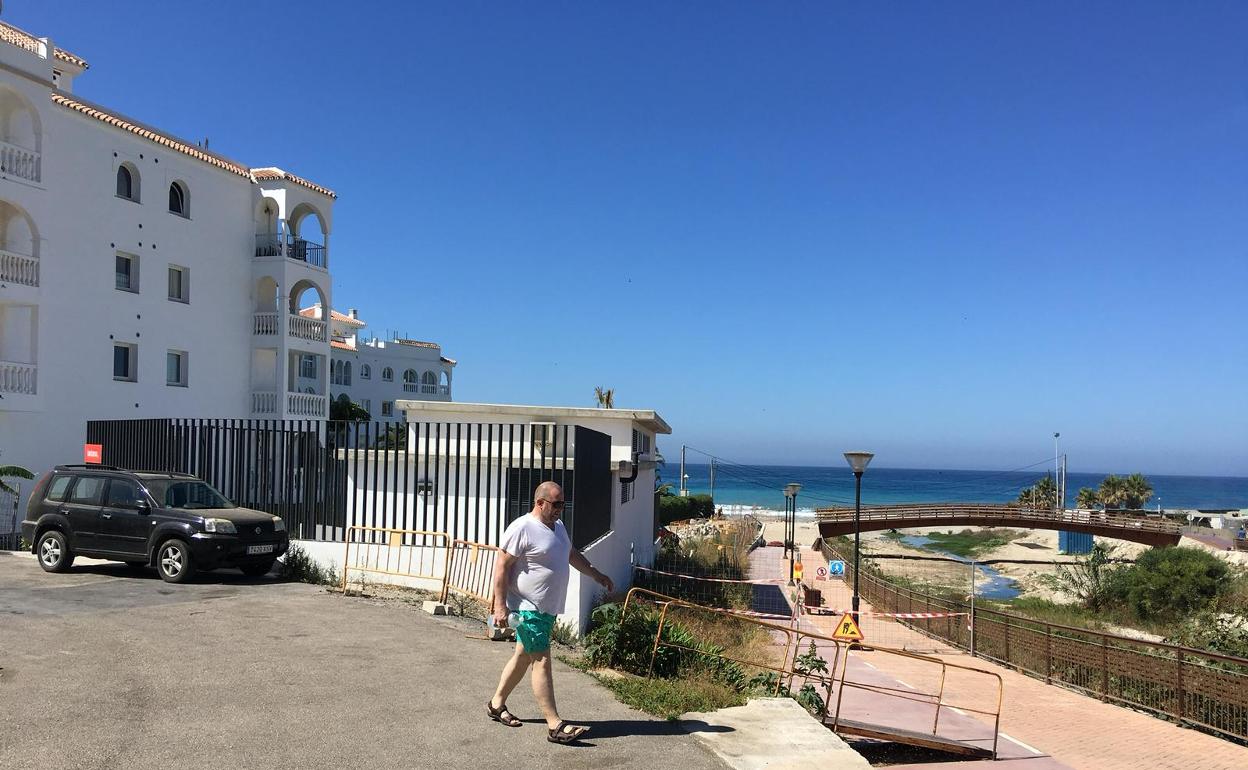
[491,642,532,712]
[530,650,565,730]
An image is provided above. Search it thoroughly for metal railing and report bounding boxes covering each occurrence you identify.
[340,526,449,594]
[622,587,1003,757]
[0,247,38,286]
[0,139,40,183]
[823,543,1248,742]
[817,503,1182,542]
[254,234,327,269]
[0,483,21,551]
[0,360,36,395]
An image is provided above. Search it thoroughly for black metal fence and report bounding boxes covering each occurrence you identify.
[0,484,21,551]
[85,419,613,549]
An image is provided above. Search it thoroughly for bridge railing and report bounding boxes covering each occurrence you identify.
[821,542,1248,742]
[815,504,1182,536]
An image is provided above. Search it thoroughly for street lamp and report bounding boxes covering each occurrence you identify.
[784,483,801,583]
[843,451,874,615]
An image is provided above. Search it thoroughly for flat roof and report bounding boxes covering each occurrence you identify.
[396,400,671,435]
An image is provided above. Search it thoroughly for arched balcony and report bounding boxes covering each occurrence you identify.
[254,200,329,270]
[0,86,42,183]
[402,368,418,393]
[0,199,39,287]
[420,370,437,395]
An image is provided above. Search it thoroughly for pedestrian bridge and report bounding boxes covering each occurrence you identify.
[815,504,1182,547]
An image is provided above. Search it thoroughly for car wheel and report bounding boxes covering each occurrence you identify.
[36,530,74,573]
[240,560,275,578]
[156,539,195,583]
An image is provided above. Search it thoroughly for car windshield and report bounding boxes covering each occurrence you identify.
[143,479,236,510]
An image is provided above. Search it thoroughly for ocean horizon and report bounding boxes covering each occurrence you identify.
[665,462,1248,515]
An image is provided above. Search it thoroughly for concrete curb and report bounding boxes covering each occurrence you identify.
[681,697,871,770]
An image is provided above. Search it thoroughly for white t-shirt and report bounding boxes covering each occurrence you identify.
[500,514,572,616]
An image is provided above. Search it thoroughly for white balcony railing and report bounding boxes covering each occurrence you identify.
[0,248,38,287]
[253,312,278,336]
[251,390,277,415]
[288,315,327,343]
[0,139,40,183]
[421,384,437,394]
[438,385,450,396]
[403,383,418,393]
[0,360,37,395]
[287,392,327,417]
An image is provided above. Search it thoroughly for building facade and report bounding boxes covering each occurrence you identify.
[315,306,455,421]
[0,15,336,490]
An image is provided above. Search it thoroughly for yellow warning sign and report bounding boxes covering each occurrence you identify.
[831,613,864,642]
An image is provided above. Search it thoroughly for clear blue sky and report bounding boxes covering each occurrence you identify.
[29,1,1247,476]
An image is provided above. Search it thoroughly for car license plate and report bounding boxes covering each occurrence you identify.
[247,544,275,555]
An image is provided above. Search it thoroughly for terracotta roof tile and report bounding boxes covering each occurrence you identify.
[330,340,356,351]
[51,93,252,178]
[395,338,439,350]
[440,356,457,365]
[0,20,89,70]
[251,166,337,200]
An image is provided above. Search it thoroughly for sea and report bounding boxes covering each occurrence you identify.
[668,462,1248,516]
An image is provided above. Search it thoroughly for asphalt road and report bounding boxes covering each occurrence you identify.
[0,552,728,770]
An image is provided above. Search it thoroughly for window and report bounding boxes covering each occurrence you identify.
[106,479,144,508]
[299,355,317,379]
[403,369,417,392]
[116,253,138,292]
[166,350,187,387]
[382,367,393,382]
[113,343,137,381]
[68,477,107,505]
[381,401,393,417]
[116,164,139,201]
[361,364,371,380]
[621,478,634,505]
[361,398,371,414]
[168,181,188,216]
[344,362,352,386]
[331,360,343,386]
[46,475,73,502]
[167,265,188,302]
[421,370,437,394]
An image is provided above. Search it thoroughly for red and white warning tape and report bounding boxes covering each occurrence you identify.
[634,565,787,585]
[651,600,793,622]
[805,608,968,619]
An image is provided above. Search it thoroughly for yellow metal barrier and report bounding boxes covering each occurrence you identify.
[340,526,450,595]
[440,539,503,606]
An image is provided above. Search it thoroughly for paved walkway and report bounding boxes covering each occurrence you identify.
[793,546,1248,770]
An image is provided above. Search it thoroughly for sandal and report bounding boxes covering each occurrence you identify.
[547,720,589,744]
[486,701,522,727]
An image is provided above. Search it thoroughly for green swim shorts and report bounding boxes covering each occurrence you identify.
[514,610,556,654]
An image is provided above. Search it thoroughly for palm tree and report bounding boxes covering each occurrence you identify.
[1076,487,1100,509]
[1122,473,1154,510]
[1098,475,1128,510]
[1018,475,1057,509]
[594,386,615,409]
[0,464,34,496]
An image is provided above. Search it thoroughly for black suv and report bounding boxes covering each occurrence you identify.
[21,465,289,583]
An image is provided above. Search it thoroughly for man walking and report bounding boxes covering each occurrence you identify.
[486,481,614,744]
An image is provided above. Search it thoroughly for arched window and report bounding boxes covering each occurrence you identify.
[116,164,138,201]
[403,369,418,392]
[421,370,437,394]
[360,364,371,379]
[344,361,352,386]
[168,182,188,216]
[382,367,393,382]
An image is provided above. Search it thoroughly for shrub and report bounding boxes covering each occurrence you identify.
[1114,547,1230,620]
[583,602,746,685]
[595,673,746,719]
[280,543,340,586]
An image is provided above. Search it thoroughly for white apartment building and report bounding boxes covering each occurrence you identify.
[0,14,337,488]
[310,305,455,421]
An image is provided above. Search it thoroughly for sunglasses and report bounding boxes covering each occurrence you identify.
[539,499,566,510]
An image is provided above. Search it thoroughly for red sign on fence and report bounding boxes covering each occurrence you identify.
[83,444,103,464]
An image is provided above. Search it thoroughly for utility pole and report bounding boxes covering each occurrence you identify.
[1054,433,1061,511]
[709,458,716,503]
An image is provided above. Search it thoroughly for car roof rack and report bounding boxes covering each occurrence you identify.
[133,470,198,479]
[55,463,125,471]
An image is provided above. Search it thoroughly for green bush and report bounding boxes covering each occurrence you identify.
[280,543,340,586]
[658,494,715,525]
[1113,547,1230,620]
[583,602,745,685]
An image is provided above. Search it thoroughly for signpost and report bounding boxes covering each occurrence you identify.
[83,444,102,464]
[815,566,828,581]
[832,613,864,642]
[828,560,846,577]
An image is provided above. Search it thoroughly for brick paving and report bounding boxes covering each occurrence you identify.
[789,545,1248,770]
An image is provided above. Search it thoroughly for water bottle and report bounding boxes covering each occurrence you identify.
[488,611,520,638]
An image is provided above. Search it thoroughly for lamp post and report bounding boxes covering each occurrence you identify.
[784,483,801,583]
[843,451,874,615]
